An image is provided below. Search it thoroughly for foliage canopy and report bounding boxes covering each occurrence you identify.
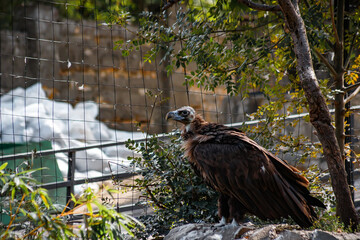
[108,0,360,163]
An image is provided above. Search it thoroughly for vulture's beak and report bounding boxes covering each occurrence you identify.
[165,111,183,121]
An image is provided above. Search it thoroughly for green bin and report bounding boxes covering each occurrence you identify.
[0,141,67,224]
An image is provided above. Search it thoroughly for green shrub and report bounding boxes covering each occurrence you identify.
[303,165,356,232]
[124,133,218,239]
[0,162,141,239]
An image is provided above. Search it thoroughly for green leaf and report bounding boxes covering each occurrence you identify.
[14,177,20,186]
[0,162,8,171]
[121,50,130,57]
[1,183,9,194]
[87,202,93,215]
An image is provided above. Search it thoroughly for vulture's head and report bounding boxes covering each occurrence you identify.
[165,106,196,125]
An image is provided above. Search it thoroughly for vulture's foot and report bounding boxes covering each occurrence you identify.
[213,217,227,227]
[230,219,239,227]
[212,217,241,230]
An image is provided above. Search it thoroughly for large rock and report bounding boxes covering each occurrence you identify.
[164,223,243,240]
[164,223,360,240]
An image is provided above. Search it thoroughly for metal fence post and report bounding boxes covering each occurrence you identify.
[345,112,355,202]
[66,151,76,211]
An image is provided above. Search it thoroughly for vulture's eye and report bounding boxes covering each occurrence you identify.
[179,110,189,116]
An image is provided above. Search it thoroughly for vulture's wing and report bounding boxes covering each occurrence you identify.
[191,129,322,227]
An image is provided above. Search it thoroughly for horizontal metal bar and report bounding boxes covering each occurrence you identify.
[68,203,148,222]
[226,104,360,128]
[39,172,136,190]
[2,105,360,162]
[0,134,168,161]
[117,203,147,213]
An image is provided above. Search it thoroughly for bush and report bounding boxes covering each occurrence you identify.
[0,162,141,239]
[124,133,218,239]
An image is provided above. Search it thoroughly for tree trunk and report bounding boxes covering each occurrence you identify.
[277,0,358,228]
[334,0,346,158]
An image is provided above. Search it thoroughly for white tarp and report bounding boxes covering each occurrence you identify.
[0,83,145,194]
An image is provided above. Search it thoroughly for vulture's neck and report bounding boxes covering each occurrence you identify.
[182,115,206,139]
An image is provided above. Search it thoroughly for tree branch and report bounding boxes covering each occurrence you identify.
[145,186,166,209]
[330,0,341,47]
[237,0,281,11]
[344,31,359,70]
[345,86,360,104]
[343,81,360,92]
[312,47,337,76]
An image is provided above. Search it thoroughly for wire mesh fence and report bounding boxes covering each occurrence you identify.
[1,0,360,224]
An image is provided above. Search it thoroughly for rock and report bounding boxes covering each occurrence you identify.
[235,223,256,238]
[275,230,305,240]
[164,223,360,240]
[241,224,302,240]
[164,223,242,240]
[311,229,360,240]
[245,225,277,240]
[311,229,339,240]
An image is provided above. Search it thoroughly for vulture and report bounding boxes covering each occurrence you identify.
[165,106,325,228]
